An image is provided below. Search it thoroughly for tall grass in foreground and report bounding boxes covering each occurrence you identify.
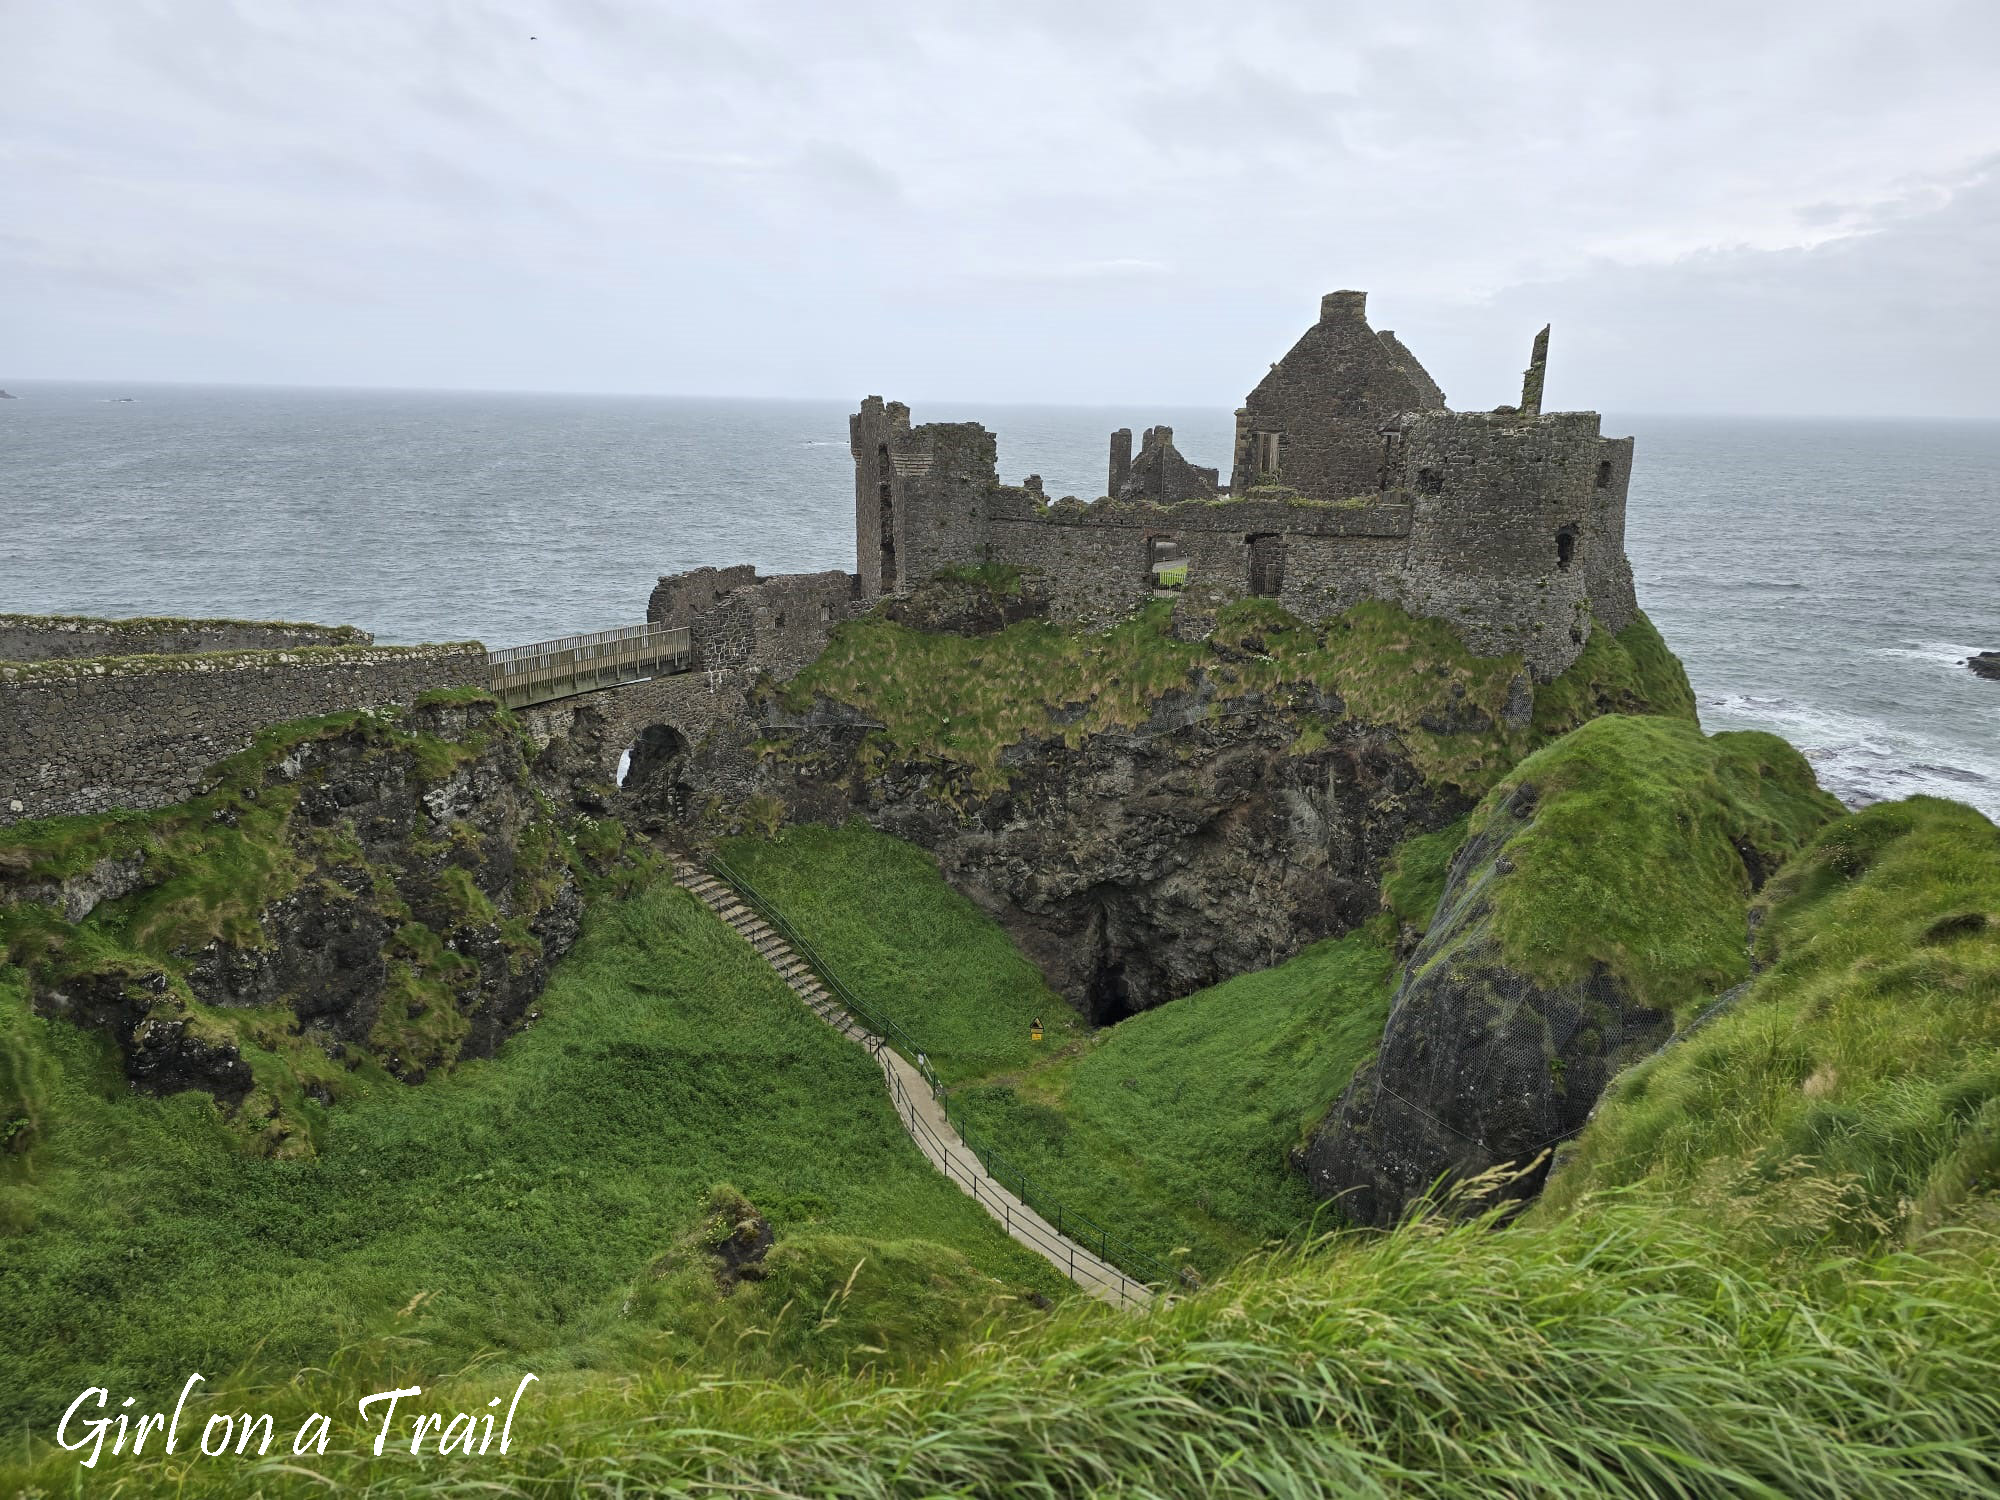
[14,1199,1996,1498]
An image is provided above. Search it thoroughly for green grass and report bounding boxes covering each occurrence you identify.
[1471,714,1844,1017]
[953,931,1397,1273]
[716,820,1399,1273]
[10,1201,1996,1497]
[0,879,1064,1434]
[1380,813,1470,932]
[777,600,1694,799]
[718,821,1082,1082]
[1543,795,2000,1248]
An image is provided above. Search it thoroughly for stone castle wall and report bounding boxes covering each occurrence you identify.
[0,644,485,825]
[0,614,372,662]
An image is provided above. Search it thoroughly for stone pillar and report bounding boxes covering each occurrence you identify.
[1519,325,1550,416]
[1108,428,1132,499]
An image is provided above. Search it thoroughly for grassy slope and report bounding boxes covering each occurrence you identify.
[1468,714,1845,1017]
[719,821,1397,1272]
[0,879,1063,1431]
[719,822,1081,1082]
[953,932,1396,1271]
[1543,795,2000,1246]
[12,1205,1996,1498]
[779,600,1694,799]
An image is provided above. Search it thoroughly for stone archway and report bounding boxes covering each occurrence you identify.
[622,723,695,822]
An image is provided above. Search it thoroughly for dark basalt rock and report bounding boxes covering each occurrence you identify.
[1968,651,2000,682]
[1299,793,1672,1227]
[36,965,254,1107]
[658,671,1471,1022]
[27,700,584,1121]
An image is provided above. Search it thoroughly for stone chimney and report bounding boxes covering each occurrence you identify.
[1320,290,1368,323]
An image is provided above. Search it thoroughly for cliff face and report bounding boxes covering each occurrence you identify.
[1,697,592,1152]
[1301,716,1842,1226]
[619,580,1697,1022]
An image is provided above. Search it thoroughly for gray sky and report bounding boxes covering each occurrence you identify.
[5,0,1998,415]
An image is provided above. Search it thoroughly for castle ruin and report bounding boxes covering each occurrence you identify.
[842,290,1635,680]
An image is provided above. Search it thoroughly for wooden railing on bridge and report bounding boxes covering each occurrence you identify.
[486,623,693,709]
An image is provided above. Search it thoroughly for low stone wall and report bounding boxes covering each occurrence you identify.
[0,613,372,662]
[0,643,484,825]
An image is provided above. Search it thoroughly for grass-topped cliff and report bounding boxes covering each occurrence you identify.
[776,595,1693,798]
[1541,794,2000,1246]
[7,596,2000,1496]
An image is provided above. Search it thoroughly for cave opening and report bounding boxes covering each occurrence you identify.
[1086,956,1135,1026]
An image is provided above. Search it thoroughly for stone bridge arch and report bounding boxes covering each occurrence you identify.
[518,671,752,826]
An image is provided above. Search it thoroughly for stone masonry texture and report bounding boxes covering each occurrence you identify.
[0,644,484,825]
[0,614,372,662]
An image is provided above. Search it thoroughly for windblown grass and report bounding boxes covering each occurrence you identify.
[10,1200,1996,1497]
[1544,795,2000,1246]
[0,880,1062,1434]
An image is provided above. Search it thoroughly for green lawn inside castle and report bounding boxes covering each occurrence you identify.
[5,587,2000,1496]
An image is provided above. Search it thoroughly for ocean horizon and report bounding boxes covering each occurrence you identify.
[5,379,1997,820]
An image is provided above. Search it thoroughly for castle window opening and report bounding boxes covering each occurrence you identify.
[1596,459,1613,489]
[1255,431,1282,477]
[1247,533,1286,597]
[1146,535,1187,591]
[876,444,899,592]
[1556,529,1577,572]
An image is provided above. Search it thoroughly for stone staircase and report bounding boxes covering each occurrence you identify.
[672,858,1154,1309]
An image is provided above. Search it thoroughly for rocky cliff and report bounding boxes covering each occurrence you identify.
[619,577,1697,1022]
[1,694,604,1153]
[1301,715,1842,1225]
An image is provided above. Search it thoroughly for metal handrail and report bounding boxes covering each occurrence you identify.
[705,853,1177,1291]
[487,622,671,666]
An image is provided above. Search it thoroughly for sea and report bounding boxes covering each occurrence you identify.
[3,383,1996,821]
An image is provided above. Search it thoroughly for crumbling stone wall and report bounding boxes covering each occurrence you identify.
[1393,411,1618,678]
[0,614,371,662]
[1111,426,1219,504]
[647,567,861,678]
[0,644,484,825]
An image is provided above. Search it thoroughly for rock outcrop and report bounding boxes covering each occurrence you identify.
[5,698,587,1141]
[1968,651,2000,682]
[1299,784,1672,1225]
[1299,715,1842,1227]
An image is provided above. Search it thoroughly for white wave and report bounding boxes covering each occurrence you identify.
[1869,639,1991,671]
[1702,692,2000,820]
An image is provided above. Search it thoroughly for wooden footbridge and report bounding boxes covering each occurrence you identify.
[486,623,693,709]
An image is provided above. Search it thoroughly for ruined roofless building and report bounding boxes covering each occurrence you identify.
[840,290,1638,680]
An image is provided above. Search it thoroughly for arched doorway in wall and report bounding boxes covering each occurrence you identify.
[621,723,694,822]
[876,444,899,593]
[1145,534,1186,591]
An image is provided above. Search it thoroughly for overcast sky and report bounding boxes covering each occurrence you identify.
[5,0,1998,415]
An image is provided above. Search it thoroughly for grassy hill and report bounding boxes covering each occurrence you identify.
[1541,794,2000,1246]
[0,877,1066,1436]
[719,820,1400,1272]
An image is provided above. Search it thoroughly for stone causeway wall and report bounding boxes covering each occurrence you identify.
[0,643,485,825]
[0,613,372,662]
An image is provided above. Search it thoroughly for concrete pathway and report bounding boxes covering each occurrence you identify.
[675,861,1153,1309]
